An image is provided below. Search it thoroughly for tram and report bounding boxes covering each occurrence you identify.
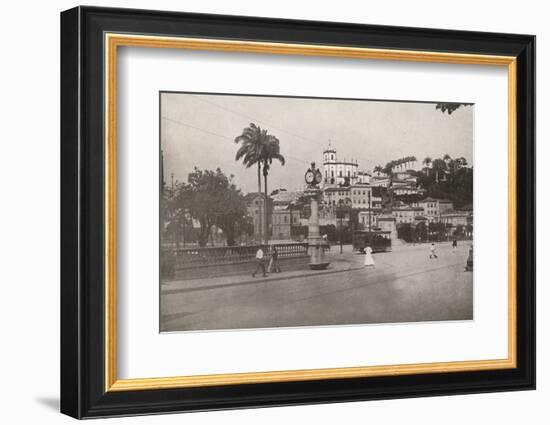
[352,230,392,253]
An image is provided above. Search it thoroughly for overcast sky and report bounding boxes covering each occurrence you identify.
[161,92,473,194]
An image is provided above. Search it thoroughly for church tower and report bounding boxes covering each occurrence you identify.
[323,141,337,185]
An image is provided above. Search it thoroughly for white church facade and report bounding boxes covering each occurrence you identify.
[322,145,370,186]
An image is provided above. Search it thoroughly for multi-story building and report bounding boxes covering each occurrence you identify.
[322,145,358,186]
[245,193,271,242]
[350,185,372,209]
[391,159,418,173]
[269,190,303,241]
[356,170,371,184]
[322,143,374,187]
[391,204,425,224]
[271,204,301,241]
[370,176,391,187]
[413,197,454,221]
[370,186,384,209]
[322,186,351,208]
[440,210,470,227]
[357,208,382,230]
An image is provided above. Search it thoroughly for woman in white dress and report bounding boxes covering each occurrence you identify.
[364,245,375,268]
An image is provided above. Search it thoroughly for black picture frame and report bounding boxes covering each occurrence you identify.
[61,6,535,419]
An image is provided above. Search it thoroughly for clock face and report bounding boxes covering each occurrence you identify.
[314,170,323,184]
[305,170,315,184]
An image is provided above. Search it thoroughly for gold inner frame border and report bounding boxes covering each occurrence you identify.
[104,33,517,392]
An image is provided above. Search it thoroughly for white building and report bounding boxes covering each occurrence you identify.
[412,197,454,221]
[350,185,372,209]
[323,145,359,186]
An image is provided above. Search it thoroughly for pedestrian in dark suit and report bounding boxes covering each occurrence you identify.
[270,247,281,273]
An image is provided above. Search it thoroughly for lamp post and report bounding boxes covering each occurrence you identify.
[337,199,344,254]
[368,191,372,232]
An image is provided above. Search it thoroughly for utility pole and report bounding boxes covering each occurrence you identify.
[338,200,343,254]
[368,191,372,232]
[340,212,343,254]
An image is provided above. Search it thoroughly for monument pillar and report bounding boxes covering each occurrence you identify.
[304,161,330,271]
[307,190,329,269]
[309,196,320,239]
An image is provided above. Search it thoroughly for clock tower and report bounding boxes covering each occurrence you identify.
[304,162,330,270]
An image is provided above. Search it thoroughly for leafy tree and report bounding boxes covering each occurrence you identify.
[415,221,428,242]
[431,158,447,183]
[422,156,432,175]
[397,223,415,242]
[414,154,473,208]
[435,103,471,115]
[175,167,249,247]
[162,181,194,249]
[394,193,422,205]
[428,222,446,241]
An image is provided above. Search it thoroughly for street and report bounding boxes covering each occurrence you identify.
[160,241,473,332]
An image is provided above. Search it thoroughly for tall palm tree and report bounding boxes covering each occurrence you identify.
[235,123,268,242]
[259,136,285,244]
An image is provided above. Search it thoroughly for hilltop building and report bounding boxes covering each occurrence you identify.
[322,143,364,186]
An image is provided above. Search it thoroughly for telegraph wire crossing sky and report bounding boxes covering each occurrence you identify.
[161,92,474,193]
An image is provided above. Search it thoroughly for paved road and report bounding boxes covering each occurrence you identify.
[160,241,473,332]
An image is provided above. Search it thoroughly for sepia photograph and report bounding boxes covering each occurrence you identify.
[159,92,474,332]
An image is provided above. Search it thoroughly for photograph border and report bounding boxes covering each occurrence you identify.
[157,89,477,335]
[61,6,535,418]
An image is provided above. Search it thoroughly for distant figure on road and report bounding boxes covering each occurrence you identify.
[465,244,474,271]
[322,234,330,251]
[269,247,281,273]
[252,247,267,278]
[429,243,438,259]
[452,238,458,253]
[364,246,375,268]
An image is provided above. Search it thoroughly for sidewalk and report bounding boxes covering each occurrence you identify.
[162,252,363,295]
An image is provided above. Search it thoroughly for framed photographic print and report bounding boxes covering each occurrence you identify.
[60,6,535,419]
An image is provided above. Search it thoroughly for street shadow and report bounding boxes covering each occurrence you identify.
[35,396,59,411]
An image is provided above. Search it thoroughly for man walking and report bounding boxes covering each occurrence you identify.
[452,238,458,253]
[429,242,438,259]
[252,246,267,277]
